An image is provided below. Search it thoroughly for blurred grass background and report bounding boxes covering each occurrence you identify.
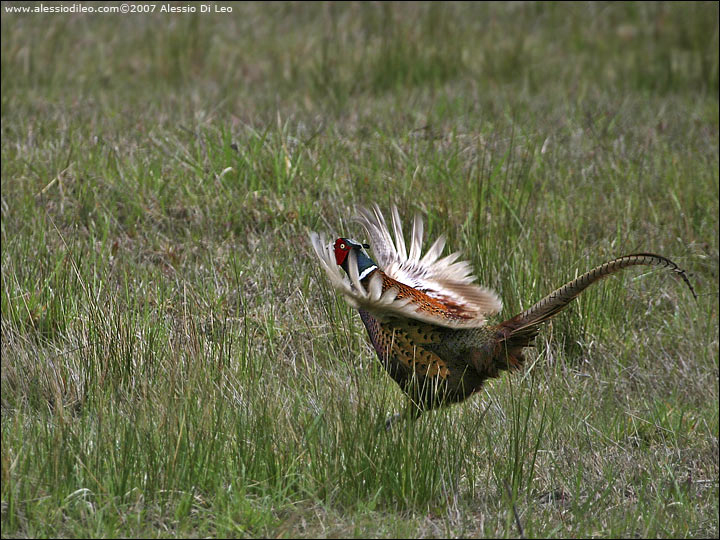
[1,1,718,537]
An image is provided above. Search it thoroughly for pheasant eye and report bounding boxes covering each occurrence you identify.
[340,243,346,250]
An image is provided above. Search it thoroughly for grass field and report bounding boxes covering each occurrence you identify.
[1,1,718,537]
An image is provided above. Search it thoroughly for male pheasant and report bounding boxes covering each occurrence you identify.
[310,205,696,424]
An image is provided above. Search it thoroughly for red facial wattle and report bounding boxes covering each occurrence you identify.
[334,238,350,265]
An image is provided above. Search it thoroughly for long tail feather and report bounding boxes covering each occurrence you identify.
[505,253,696,336]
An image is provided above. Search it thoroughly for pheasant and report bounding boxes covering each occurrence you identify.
[309,205,697,425]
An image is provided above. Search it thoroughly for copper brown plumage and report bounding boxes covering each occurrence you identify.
[309,206,697,424]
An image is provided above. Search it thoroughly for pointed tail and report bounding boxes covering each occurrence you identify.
[499,253,697,347]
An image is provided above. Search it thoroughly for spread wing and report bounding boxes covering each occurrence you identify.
[354,205,502,323]
[309,205,502,328]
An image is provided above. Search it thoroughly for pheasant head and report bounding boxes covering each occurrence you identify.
[333,238,377,280]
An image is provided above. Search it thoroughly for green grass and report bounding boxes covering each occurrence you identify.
[1,1,718,537]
